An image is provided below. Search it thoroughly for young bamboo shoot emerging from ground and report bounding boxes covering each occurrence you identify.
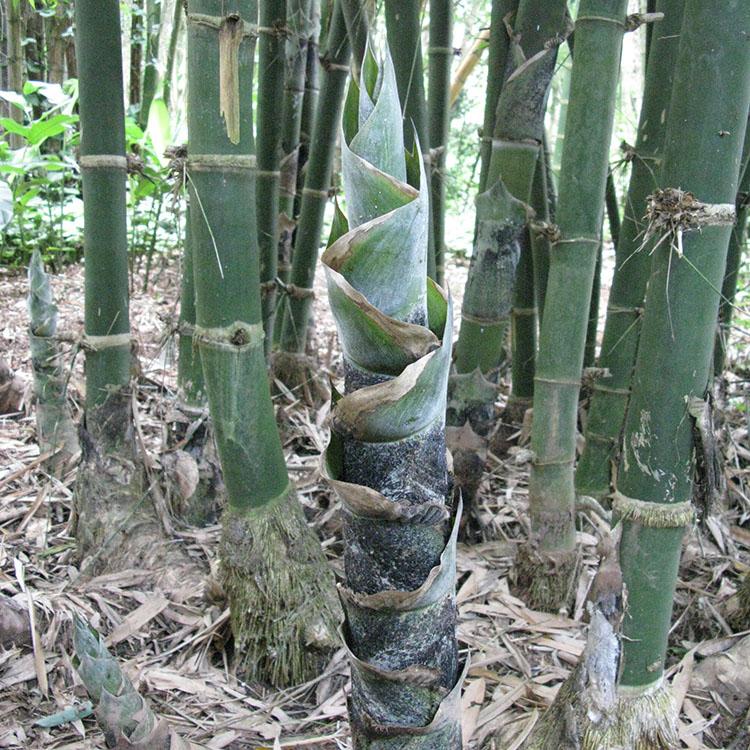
[526,1,750,746]
[27,251,78,472]
[322,49,462,747]
[521,0,628,612]
[186,0,338,687]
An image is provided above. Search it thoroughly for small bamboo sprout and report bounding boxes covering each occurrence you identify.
[73,616,191,749]
[321,49,463,747]
[27,251,78,470]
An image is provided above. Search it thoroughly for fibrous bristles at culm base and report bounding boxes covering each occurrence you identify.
[523,606,678,750]
[514,544,579,613]
[220,488,340,687]
[524,677,679,750]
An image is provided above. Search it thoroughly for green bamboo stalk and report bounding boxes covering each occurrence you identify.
[275,0,314,295]
[428,0,453,286]
[506,230,536,421]
[522,0,628,612]
[27,251,78,471]
[138,0,162,128]
[163,0,184,109]
[451,0,567,438]
[173,198,222,527]
[605,168,621,249]
[714,125,750,376]
[74,0,145,563]
[477,0,519,194]
[186,0,337,686]
[617,0,749,701]
[73,617,191,749]
[130,0,144,107]
[278,0,350,353]
[576,0,684,501]
[530,1,749,743]
[339,0,368,77]
[583,239,602,369]
[383,0,436,279]
[531,147,552,322]
[321,48,462,747]
[291,2,322,228]
[257,0,289,352]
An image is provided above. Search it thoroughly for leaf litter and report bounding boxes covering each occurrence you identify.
[0,257,749,748]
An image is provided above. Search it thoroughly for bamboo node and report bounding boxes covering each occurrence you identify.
[166,143,188,194]
[81,333,131,351]
[644,188,736,256]
[187,154,257,172]
[261,277,314,300]
[427,46,457,56]
[575,15,626,29]
[606,303,642,316]
[553,236,601,246]
[186,12,257,39]
[193,321,264,350]
[582,367,610,388]
[78,155,128,170]
[611,490,694,528]
[302,186,332,199]
[530,220,561,242]
[319,56,350,73]
[620,140,637,162]
[625,12,665,32]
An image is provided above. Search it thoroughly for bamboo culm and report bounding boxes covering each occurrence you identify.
[451,0,568,438]
[714,124,750,376]
[186,0,337,687]
[523,0,628,611]
[278,0,351,354]
[383,0,436,279]
[428,0,453,285]
[575,0,685,501]
[274,0,314,297]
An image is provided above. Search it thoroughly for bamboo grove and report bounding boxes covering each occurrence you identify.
[1,0,750,747]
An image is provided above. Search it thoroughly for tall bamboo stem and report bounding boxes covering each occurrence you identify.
[278,0,350,353]
[618,0,750,692]
[74,0,144,565]
[428,0,453,285]
[714,125,750,376]
[257,0,288,351]
[275,0,314,300]
[187,0,337,686]
[383,0,435,278]
[452,0,567,427]
[523,0,628,611]
[576,0,684,500]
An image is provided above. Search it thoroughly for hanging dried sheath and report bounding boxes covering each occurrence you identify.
[321,49,462,747]
[576,0,684,501]
[453,0,568,420]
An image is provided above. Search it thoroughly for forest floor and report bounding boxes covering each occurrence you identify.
[1,256,749,749]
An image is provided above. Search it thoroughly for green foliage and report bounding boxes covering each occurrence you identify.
[0,79,181,277]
